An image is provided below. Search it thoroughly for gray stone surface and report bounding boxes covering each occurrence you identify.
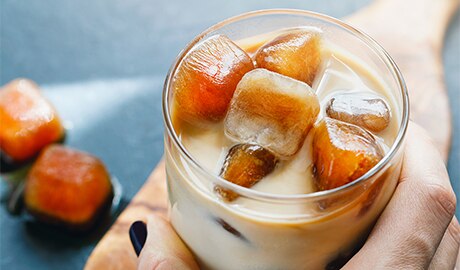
[0,0,458,269]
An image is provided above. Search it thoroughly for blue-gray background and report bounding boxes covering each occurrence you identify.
[0,0,459,269]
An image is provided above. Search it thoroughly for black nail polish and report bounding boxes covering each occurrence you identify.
[129,221,147,256]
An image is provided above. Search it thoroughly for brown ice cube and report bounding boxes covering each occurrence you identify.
[215,218,247,241]
[173,35,254,125]
[312,117,384,191]
[225,68,320,158]
[24,145,112,229]
[215,144,277,201]
[326,92,390,132]
[0,79,64,162]
[254,29,322,86]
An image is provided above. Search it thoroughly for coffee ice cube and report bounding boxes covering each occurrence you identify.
[312,118,384,191]
[215,143,277,201]
[24,145,112,229]
[326,92,390,132]
[215,218,248,241]
[0,79,64,161]
[173,35,254,125]
[225,68,320,158]
[254,29,322,86]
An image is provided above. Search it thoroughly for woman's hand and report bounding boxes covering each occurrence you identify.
[136,215,199,270]
[131,122,459,269]
[343,123,459,269]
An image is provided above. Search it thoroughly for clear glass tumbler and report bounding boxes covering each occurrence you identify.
[163,9,409,270]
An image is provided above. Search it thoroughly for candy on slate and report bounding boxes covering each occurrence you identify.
[0,79,64,161]
[312,118,384,191]
[173,35,254,125]
[326,92,390,132]
[215,144,277,201]
[255,29,322,86]
[24,145,112,229]
[225,68,320,158]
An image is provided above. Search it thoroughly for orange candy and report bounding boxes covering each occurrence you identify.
[173,35,254,125]
[255,29,322,86]
[24,145,112,228]
[0,79,64,161]
[312,118,384,191]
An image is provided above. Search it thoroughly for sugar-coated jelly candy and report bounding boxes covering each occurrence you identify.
[225,68,320,158]
[215,144,277,201]
[173,35,254,125]
[255,29,322,86]
[0,79,64,161]
[312,118,384,191]
[326,92,390,132]
[24,145,112,229]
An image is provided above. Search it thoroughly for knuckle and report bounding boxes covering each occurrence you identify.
[407,233,433,258]
[423,183,457,220]
[390,233,434,269]
[152,258,170,270]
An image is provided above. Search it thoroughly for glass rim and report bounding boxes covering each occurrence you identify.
[162,9,410,203]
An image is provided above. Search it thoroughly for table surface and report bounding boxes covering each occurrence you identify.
[1,0,459,269]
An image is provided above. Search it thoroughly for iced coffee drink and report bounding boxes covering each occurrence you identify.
[163,10,409,270]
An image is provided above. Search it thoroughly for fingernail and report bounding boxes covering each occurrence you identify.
[129,221,147,256]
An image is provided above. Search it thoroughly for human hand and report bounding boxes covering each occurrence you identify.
[344,122,459,269]
[130,122,459,269]
[130,215,199,270]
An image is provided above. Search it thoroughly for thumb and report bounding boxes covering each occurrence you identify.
[137,215,199,270]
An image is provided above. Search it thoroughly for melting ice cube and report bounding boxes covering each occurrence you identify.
[312,117,384,191]
[216,143,277,201]
[326,92,390,132]
[254,29,322,86]
[224,68,320,158]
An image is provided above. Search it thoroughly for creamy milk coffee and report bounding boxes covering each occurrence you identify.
[164,21,406,270]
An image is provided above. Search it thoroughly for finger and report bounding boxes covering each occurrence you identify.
[138,215,199,270]
[457,248,460,269]
[428,217,460,269]
[344,122,457,269]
